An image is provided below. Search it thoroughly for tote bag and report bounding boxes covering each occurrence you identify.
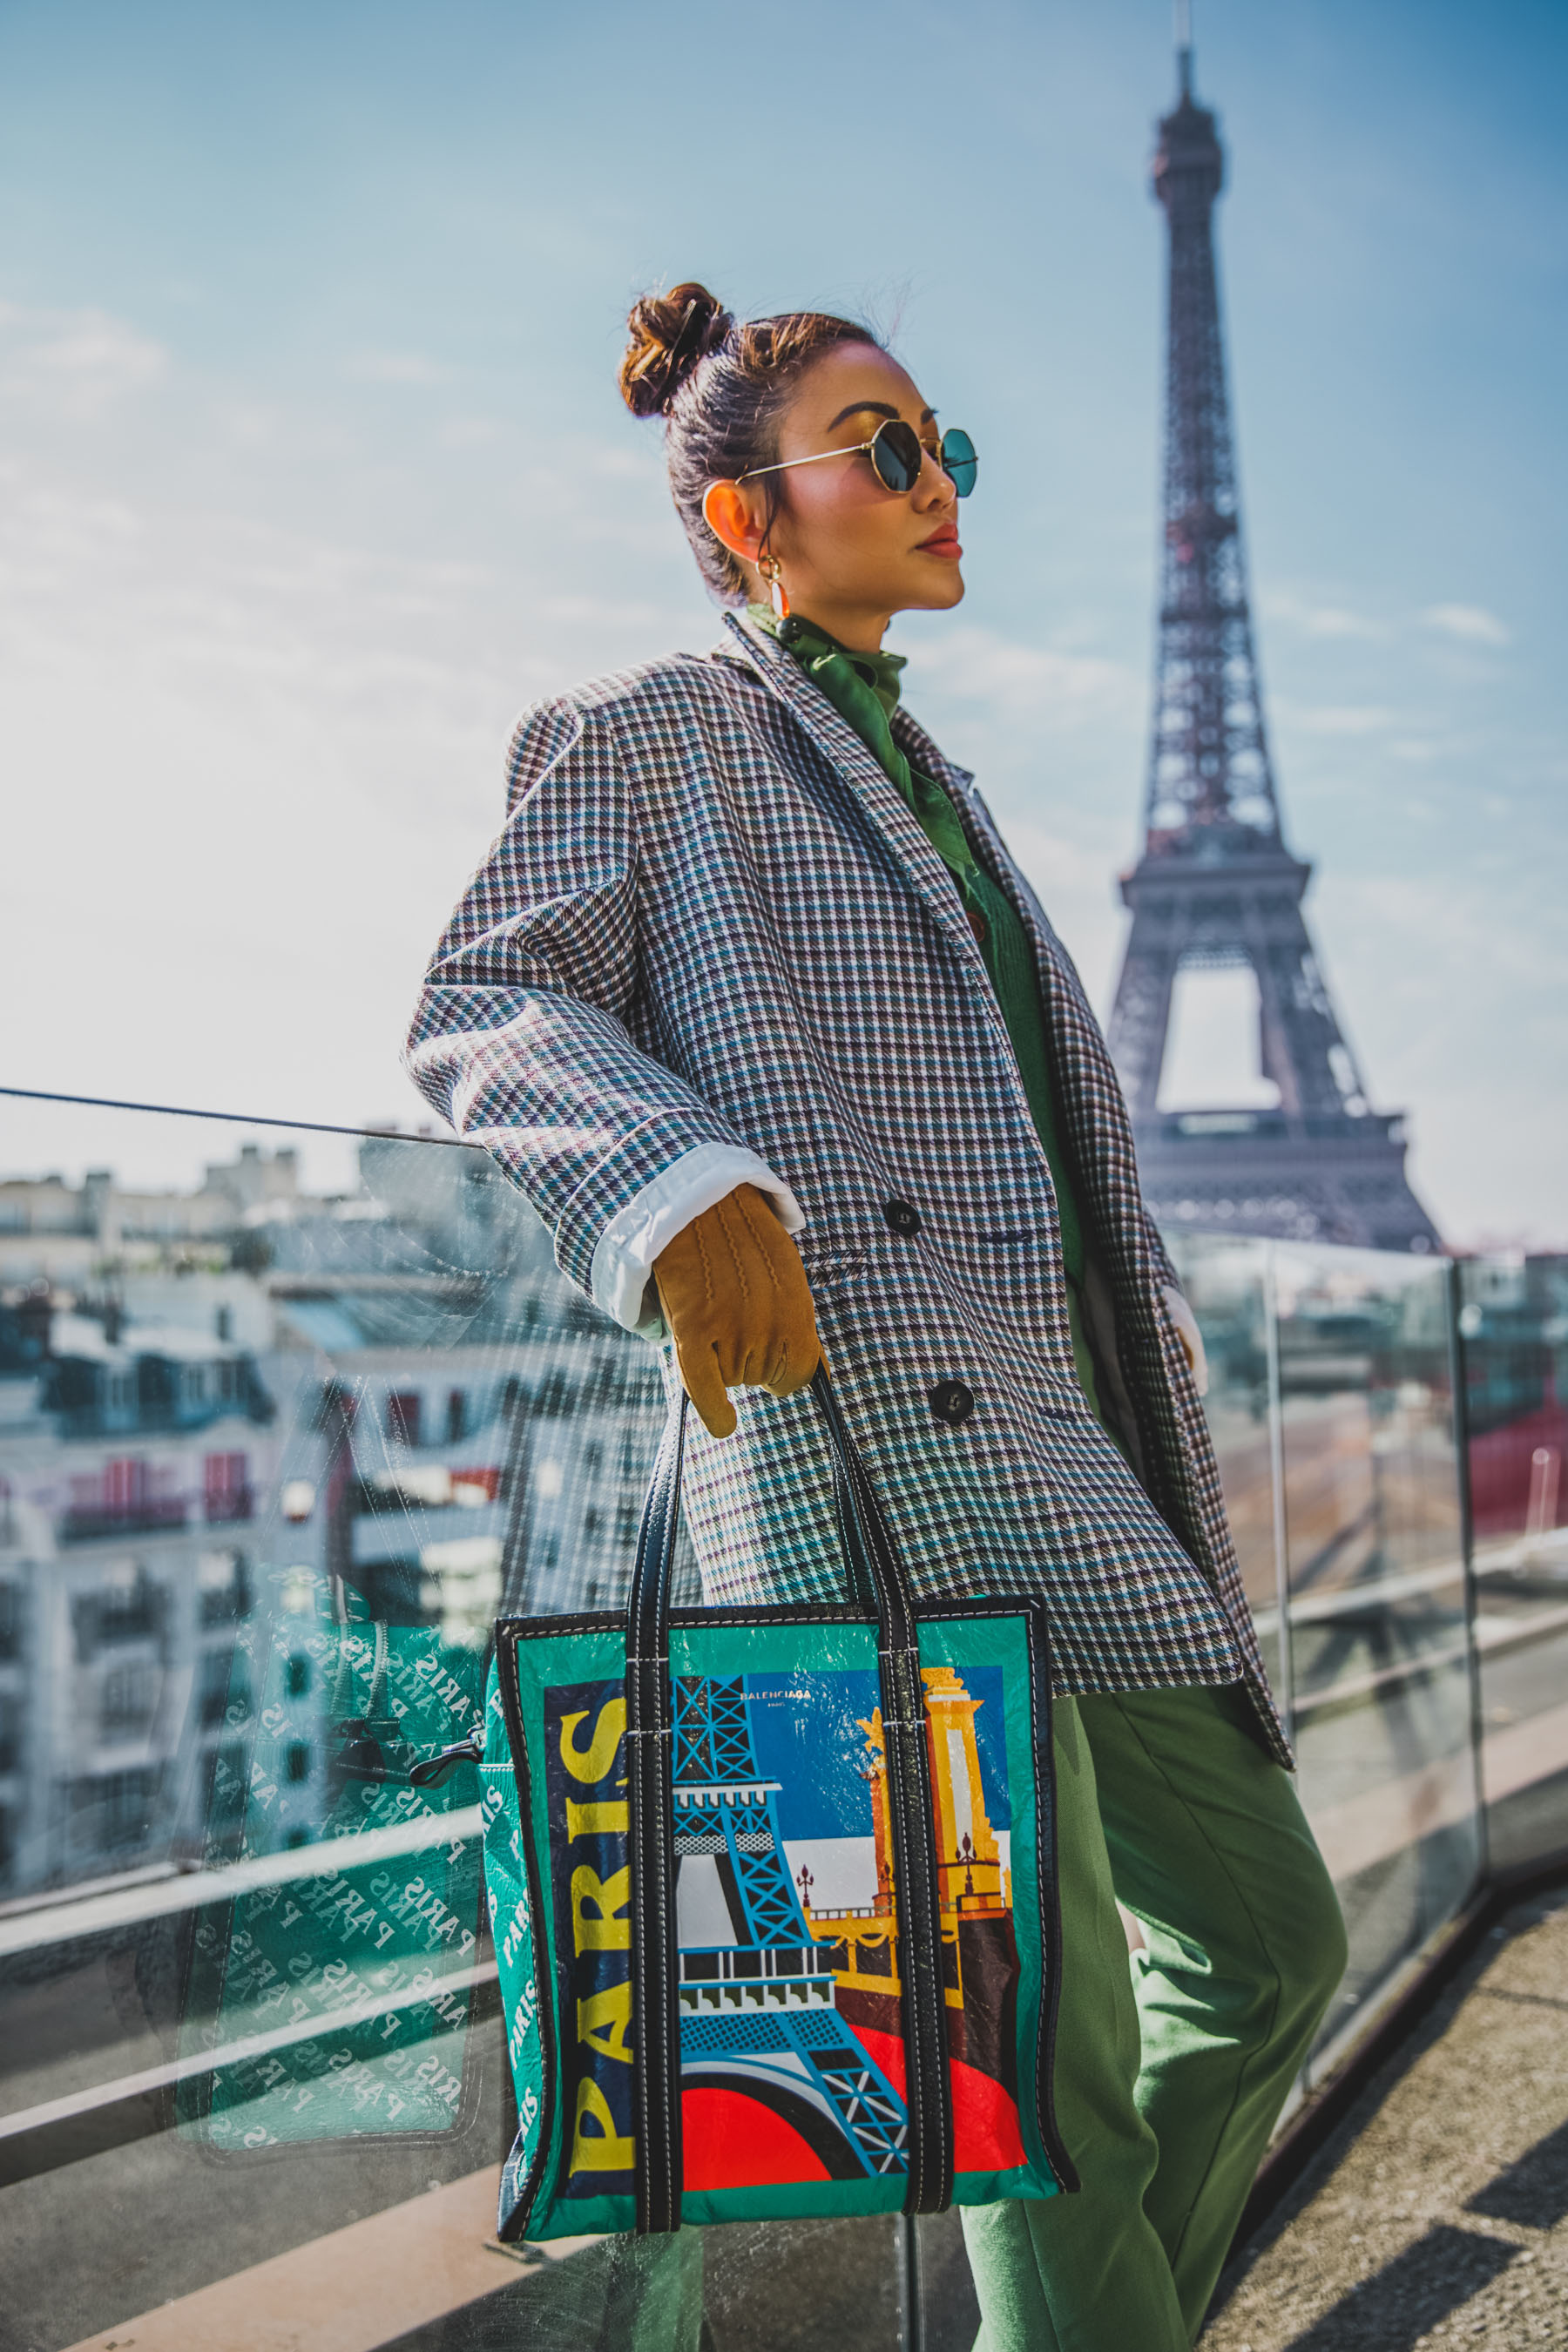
[417,1367,1078,2240]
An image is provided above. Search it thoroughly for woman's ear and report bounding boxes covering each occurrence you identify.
[702,479,765,564]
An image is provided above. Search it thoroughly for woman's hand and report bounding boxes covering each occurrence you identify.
[653,1183,821,1438]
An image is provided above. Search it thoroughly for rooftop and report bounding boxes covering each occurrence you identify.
[1204,1886,1568,2349]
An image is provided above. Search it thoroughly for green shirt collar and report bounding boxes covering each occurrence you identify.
[747,605,907,727]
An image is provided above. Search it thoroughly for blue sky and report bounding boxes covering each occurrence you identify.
[748,1668,1010,1842]
[1,0,1563,1241]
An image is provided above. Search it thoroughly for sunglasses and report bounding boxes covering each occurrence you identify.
[740,419,977,499]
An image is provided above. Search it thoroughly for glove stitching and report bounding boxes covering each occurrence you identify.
[717,1194,752,1308]
[733,1189,783,1296]
[692,1213,714,1309]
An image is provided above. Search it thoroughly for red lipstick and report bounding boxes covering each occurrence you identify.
[917,524,963,558]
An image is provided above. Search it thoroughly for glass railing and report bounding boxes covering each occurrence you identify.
[1168,1235,1482,2078]
[1,1094,1562,2349]
[1456,1252,1568,1871]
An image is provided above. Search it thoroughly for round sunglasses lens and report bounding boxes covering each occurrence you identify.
[941,429,977,497]
[870,420,923,493]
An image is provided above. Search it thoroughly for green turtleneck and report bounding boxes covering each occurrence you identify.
[753,605,1115,1434]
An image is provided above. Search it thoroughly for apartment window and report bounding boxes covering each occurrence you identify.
[74,1767,160,1848]
[0,1583,17,1661]
[100,1662,159,1739]
[73,1566,162,1659]
[285,1655,310,1699]
[445,1389,468,1443]
[199,1646,236,1728]
[387,1392,422,1447]
[198,1548,250,1625]
[204,1452,251,1525]
[105,1458,149,1516]
[286,1741,311,1784]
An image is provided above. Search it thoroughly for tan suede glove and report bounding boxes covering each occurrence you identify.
[652,1183,821,1439]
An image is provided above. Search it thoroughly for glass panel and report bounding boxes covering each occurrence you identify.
[1271,1243,1480,2065]
[0,1100,903,2350]
[1164,1234,1287,1708]
[5,1097,1555,2342]
[1461,1254,1568,1871]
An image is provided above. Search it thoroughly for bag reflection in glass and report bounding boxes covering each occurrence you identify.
[176,1565,488,2151]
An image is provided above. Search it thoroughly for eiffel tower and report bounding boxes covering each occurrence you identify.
[671,1674,910,2178]
[1106,12,1440,1255]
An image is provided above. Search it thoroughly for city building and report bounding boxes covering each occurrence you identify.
[0,1133,664,1898]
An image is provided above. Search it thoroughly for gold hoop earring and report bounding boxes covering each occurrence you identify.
[757,553,790,621]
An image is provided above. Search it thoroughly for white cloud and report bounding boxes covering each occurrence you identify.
[1281,704,1396,737]
[0,422,722,1166]
[1261,590,1387,642]
[904,624,1137,730]
[0,302,167,416]
[1421,603,1510,646]
[436,415,501,449]
[342,349,450,386]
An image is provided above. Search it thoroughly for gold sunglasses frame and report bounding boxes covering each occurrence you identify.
[738,420,961,497]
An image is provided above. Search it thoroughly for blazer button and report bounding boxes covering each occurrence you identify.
[883,1198,922,1237]
[928,1380,975,1427]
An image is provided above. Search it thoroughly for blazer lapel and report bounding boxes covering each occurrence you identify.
[906,716,1153,1284]
[894,699,1105,1051]
[715,612,988,975]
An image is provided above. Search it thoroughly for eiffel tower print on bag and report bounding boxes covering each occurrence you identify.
[413,1365,1078,2238]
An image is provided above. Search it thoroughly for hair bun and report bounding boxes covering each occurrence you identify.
[619,281,733,418]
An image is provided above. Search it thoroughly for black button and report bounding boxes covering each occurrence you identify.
[883,1198,921,1237]
[928,1380,975,1427]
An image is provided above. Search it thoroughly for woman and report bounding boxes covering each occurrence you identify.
[406,285,1346,2350]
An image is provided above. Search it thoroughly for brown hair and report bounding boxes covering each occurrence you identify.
[618,280,882,604]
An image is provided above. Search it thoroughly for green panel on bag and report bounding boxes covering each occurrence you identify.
[486,1606,1061,2241]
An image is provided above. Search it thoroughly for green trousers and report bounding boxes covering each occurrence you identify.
[963,1683,1346,2349]
[519,1682,1344,2352]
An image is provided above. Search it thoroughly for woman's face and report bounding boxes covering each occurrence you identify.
[705,342,965,652]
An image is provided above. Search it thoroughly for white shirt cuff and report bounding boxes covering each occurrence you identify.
[589,1143,806,1339]
[1162,1284,1210,1399]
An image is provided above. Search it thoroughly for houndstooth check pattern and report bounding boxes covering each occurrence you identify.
[405,611,1288,1765]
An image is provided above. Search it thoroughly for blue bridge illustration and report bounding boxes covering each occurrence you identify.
[672,1674,909,2179]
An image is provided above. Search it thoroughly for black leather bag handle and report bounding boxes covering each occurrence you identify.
[624,1364,954,2235]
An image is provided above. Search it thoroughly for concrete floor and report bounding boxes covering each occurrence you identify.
[1201,1888,1568,2350]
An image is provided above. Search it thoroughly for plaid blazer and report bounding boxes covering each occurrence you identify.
[406,612,1288,1765]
